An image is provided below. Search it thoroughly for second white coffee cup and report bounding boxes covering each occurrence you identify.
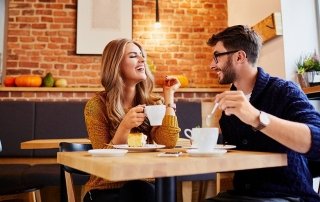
[144,105,166,126]
[184,127,218,152]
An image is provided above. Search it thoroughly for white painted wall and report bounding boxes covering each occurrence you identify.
[228,0,284,78]
[227,0,319,83]
[281,0,319,81]
[0,1,4,53]
[0,0,5,80]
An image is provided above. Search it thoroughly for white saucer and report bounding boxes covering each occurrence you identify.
[88,149,128,157]
[186,144,236,150]
[113,144,165,152]
[186,149,227,157]
[214,144,236,150]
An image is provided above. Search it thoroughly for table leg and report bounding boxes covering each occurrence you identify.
[155,177,176,202]
[60,165,67,202]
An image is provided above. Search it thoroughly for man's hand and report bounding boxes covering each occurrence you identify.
[215,91,260,127]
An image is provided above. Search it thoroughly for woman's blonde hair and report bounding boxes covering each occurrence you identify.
[99,38,162,136]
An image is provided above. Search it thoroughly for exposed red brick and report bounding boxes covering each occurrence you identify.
[3,0,227,101]
[19,62,39,68]
[0,92,10,97]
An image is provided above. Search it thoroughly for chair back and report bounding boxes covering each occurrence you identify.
[308,159,320,178]
[59,142,92,202]
[59,142,92,174]
[308,159,320,194]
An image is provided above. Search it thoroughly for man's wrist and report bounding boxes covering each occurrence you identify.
[252,111,270,131]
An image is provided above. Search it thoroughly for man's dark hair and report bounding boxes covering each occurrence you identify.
[207,25,262,65]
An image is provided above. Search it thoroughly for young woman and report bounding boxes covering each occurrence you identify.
[83,38,181,202]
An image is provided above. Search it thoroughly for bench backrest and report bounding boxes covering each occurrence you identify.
[0,101,87,157]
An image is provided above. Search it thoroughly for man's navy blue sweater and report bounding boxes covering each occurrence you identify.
[220,67,320,201]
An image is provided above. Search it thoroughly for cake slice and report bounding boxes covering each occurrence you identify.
[128,133,147,147]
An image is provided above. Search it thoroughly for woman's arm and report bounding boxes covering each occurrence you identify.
[112,105,146,144]
[84,96,111,149]
[152,75,181,148]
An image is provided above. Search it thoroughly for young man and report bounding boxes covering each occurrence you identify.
[206,25,320,202]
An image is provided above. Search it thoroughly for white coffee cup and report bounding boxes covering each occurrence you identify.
[145,105,166,126]
[184,127,218,152]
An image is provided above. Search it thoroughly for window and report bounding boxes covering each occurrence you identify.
[316,0,320,54]
[0,0,8,84]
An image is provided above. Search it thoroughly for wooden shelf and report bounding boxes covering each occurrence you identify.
[302,86,320,95]
[302,86,320,100]
[0,86,230,93]
[0,86,103,92]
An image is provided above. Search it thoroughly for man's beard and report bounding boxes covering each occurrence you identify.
[218,57,236,84]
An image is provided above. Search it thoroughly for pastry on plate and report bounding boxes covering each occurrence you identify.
[127,133,147,147]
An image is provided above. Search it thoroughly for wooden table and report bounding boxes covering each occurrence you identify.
[57,150,287,202]
[20,138,91,149]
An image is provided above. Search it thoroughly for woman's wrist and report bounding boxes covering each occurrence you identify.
[164,91,174,104]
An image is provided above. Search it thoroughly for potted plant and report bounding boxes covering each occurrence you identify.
[296,52,320,87]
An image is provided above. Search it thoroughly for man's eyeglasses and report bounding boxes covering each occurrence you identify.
[213,50,240,64]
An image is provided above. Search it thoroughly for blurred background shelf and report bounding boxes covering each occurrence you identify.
[0,87,229,93]
[303,86,320,100]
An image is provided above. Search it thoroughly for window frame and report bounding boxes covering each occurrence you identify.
[0,0,8,84]
[316,0,320,54]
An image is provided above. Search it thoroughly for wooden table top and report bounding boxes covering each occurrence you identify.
[20,138,190,150]
[57,150,287,182]
[20,138,91,149]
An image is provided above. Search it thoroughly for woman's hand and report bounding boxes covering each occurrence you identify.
[163,75,181,104]
[164,75,181,92]
[120,105,146,130]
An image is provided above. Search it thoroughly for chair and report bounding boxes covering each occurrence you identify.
[308,159,320,194]
[0,139,41,202]
[59,142,92,202]
[176,102,226,202]
[0,187,41,202]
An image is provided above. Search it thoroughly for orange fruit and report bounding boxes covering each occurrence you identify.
[4,76,16,87]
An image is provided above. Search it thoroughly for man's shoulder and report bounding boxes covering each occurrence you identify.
[265,77,309,105]
[268,76,300,92]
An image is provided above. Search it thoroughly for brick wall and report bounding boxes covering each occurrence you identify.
[132,0,227,87]
[2,0,228,101]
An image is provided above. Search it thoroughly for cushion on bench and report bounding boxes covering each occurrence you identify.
[22,164,62,187]
[176,101,202,138]
[0,164,37,194]
[0,101,35,157]
[33,102,87,157]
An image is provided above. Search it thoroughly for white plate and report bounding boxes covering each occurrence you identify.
[185,144,236,150]
[113,144,165,152]
[88,149,128,157]
[186,149,227,157]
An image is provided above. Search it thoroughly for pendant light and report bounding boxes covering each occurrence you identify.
[155,0,161,28]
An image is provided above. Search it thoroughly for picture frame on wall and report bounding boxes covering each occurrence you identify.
[76,0,132,54]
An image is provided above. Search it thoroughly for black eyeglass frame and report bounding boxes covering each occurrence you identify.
[213,50,240,64]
